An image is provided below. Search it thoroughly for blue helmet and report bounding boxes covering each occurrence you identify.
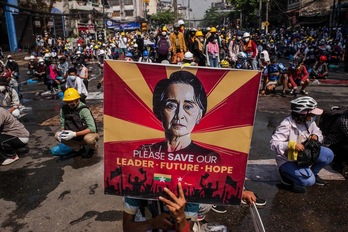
[126,52,133,57]
[143,50,149,57]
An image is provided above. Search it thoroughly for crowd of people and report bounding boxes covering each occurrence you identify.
[0,20,347,231]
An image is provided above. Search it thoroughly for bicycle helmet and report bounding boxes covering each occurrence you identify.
[143,50,149,57]
[237,52,248,60]
[319,55,327,62]
[290,96,322,115]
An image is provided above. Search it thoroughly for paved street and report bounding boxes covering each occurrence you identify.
[0,61,348,232]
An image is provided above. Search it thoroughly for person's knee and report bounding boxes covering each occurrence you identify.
[319,147,334,164]
[11,109,20,119]
[300,174,316,186]
[83,133,99,146]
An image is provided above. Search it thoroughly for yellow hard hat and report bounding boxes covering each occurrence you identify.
[210,27,217,33]
[63,88,80,101]
[162,26,168,32]
[195,31,203,37]
[121,32,125,36]
[94,45,99,49]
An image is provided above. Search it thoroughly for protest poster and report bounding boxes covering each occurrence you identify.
[104,60,261,205]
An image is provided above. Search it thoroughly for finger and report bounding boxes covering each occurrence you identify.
[159,196,176,208]
[163,187,178,203]
[177,182,185,199]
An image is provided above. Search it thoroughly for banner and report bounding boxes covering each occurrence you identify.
[104,61,261,205]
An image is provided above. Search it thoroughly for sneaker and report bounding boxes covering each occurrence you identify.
[241,196,267,207]
[197,214,206,222]
[315,175,326,186]
[300,89,308,95]
[278,169,292,186]
[2,155,19,165]
[211,205,227,214]
[281,92,286,97]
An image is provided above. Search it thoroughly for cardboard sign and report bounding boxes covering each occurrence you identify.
[104,61,260,205]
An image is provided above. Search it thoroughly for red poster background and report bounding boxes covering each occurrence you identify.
[104,61,261,205]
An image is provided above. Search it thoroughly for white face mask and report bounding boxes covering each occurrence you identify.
[0,86,6,92]
[69,75,76,81]
[199,38,204,42]
[244,38,250,43]
[161,32,167,36]
[213,39,218,43]
[237,36,241,40]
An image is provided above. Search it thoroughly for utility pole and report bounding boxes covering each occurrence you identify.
[259,0,262,32]
[188,0,191,28]
[265,0,269,34]
[173,0,178,23]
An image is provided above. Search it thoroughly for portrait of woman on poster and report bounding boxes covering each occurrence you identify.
[140,70,220,160]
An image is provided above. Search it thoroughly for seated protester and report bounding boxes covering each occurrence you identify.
[323,110,348,174]
[27,55,37,77]
[262,56,288,97]
[270,97,334,193]
[34,58,46,81]
[55,88,99,158]
[138,50,152,63]
[235,52,251,70]
[5,55,19,80]
[180,51,196,66]
[58,56,69,79]
[310,55,329,79]
[258,50,270,72]
[0,107,29,165]
[0,77,21,118]
[65,67,88,103]
[288,57,310,96]
[45,61,64,93]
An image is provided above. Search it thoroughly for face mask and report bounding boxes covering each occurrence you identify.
[9,59,13,62]
[237,36,241,40]
[213,39,218,43]
[69,75,76,81]
[67,102,77,109]
[161,32,167,36]
[39,62,44,65]
[244,38,250,43]
[200,38,204,42]
[0,86,6,92]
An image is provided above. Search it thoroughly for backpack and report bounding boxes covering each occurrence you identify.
[319,107,348,136]
[62,105,95,140]
[157,38,169,56]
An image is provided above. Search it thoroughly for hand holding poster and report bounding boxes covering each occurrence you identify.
[104,61,261,205]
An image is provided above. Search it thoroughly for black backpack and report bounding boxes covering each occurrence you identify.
[319,107,348,136]
[62,105,95,140]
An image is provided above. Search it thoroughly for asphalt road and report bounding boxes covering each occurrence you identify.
[0,60,347,232]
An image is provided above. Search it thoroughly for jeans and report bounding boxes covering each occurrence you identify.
[250,58,258,70]
[209,56,218,67]
[0,134,27,158]
[279,146,334,186]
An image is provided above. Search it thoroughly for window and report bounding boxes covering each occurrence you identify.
[124,0,133,5]
[112,11,120,17]
[110,0,120,5]
[125,10,133,17]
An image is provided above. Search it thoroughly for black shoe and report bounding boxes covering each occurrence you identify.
[211,205,227,214]
[81,148,95,159]
[281,92,286,97]
[315,175,326,186]
[291,185,306,193]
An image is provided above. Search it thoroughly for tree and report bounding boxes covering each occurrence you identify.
[149,10,175,27]
[201,7,229,28]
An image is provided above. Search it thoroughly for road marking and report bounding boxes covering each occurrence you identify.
[246,159,345,181]
[87,91,103,100]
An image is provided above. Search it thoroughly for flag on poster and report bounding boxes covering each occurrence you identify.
[104,60,261,205]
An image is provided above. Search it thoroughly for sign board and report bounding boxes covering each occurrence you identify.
[104,61,261,205]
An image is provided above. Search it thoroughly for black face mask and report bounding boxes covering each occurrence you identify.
[67,103,77,109]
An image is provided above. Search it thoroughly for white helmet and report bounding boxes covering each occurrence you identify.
[38,58,44,63]
[76,51,82,55]
[237,52,247,60]
[44,53,51,58]
[133,43,138,48]
[184,51,193,60]
[243,32,250,38]
[29,55,35,60]
[99,50,105,55]
[290,96,318,114]
[178,19,185,25]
